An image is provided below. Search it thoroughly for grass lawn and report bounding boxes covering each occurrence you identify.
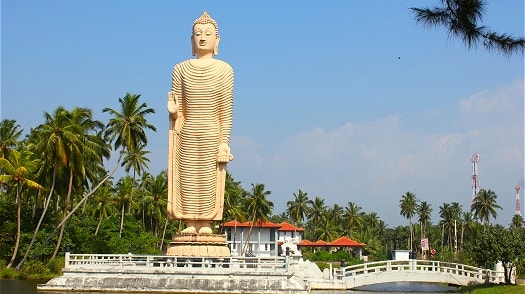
[459,284,525,294]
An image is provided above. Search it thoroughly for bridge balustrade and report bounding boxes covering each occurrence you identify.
[334,260,507,285]
[65,253,289,272]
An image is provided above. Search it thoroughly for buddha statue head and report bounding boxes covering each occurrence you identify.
[191,12,220,57]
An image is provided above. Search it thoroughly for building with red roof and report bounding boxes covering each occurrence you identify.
[222,220,366,259]
[222,220,305,257]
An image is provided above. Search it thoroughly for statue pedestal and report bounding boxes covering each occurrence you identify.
[167,233,230,257]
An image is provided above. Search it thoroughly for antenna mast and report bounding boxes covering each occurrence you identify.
[471,154,480,201]
[516,185,521,216]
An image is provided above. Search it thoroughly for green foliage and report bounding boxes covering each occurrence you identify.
[0,266,18,279]
[20,259,51,279]
[64,214,162,255]
[0,196,16,259]
[467,225,525,284]
[46,256,64,275]
[315,261,330,271]
[303,249,362,266]
[459,284,525,294]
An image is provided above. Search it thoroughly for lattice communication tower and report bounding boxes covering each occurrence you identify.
[471,154,480,201]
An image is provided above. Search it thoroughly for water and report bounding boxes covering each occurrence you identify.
[0,280,459,294]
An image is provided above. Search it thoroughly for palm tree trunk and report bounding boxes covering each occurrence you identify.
[441,224,444,247]
[16,170,57,270]
[6,187,21,268]
[52,169,73,259]
[160,219,169,251]
[95,217,102,236]
[119,204,125,237]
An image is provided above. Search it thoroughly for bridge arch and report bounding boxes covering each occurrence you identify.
[332,260,505,289]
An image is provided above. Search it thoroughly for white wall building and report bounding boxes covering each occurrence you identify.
[222,220,305,257]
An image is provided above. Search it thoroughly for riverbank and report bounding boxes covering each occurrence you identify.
[0,266,55,281]
[459,284,525,294]
[0,259,61,281]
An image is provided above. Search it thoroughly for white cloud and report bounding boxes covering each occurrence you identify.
[230,79,524,226]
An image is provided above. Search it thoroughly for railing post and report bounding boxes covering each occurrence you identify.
[65,252,70,268]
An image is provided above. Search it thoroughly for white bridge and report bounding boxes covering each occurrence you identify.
[321,259,508,289]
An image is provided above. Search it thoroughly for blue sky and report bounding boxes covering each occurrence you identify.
[2,1,524,227]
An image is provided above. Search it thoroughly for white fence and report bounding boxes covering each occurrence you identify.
[334,260,508,286]
[65,253,289,272]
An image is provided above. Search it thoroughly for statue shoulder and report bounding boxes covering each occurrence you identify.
[173,60,192,70]
[214,59,233,71]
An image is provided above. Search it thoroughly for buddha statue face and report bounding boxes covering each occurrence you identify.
[191,12,220,57]
[192,23,219,56]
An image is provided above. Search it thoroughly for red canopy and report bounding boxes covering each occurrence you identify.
[329,236,366,247]
[297,236,365,247]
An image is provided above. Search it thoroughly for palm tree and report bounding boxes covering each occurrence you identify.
[104,94,154,237]
[399,192,418,252]
[103,93,156,155]
[510,214,523,229]
[17,107,109,268]
[141,171,168,236]
[417,201,432,242]
[122,144,151,179]
[89,183,116,236]
[24,106,83,260]
[0,149,44,268]
[461,211,477,248]
[242,183,273,255]
[314,210,339,242]
[308,197,327,226]
[439,202,452,248]
[0,119,23,159]
[363,212,381,232]
[410,0,525,56]
[343,201,364,238]
[328,204,343,229]
[115,175,138,237]
[50,107,107,259]
[449,202,462,251]
[286,189,310,225]
[224,173,247,223]
[471,188,502,225]
[353,227,381,258]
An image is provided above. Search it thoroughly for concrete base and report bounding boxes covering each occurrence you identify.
[166,233,230,257]
[38,267,309,293]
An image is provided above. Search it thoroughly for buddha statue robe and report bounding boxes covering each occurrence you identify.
[167,58,234,224]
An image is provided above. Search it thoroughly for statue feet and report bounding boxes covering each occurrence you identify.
[181,226,197,234]
[180,221,213,234]
[198,226,212,234]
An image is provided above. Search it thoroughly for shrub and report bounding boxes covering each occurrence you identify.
[46,257,64,275]
[21,259,51,279]
[0,267,17,279]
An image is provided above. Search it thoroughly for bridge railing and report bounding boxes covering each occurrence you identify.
[64,253,289,272]
[334,260,506,284]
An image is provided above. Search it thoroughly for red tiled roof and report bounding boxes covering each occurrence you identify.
[297,236,365,247]
[298,239,314,246]
[278,222,305,232]
[222,220,282,228]
[329,236,366,247]
[313,240,328,246]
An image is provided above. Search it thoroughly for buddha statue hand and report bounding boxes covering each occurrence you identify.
[167,91,179,119]
[217,142,234,163]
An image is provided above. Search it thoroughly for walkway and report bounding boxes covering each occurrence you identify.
[324,260,507,289]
